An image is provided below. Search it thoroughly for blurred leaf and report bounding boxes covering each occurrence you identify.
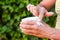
[0,26,7,34]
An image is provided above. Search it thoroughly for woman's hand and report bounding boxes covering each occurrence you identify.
[27,4,54,17]
[20,19,52,38]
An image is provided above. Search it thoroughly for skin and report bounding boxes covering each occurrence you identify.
[27,4,54,17]
[38,0,56,10]
[20,20,60,40]
[20,0,60,40]
[20,20,53,38]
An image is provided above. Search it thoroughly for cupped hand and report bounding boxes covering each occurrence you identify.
[20,18,52,38]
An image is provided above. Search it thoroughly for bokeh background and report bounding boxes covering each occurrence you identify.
[0,0,57,40]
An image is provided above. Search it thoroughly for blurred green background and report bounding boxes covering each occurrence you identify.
[0,0,57,40]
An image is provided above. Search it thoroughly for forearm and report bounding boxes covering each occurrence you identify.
[38,0,56,10]
[51,39,60,40]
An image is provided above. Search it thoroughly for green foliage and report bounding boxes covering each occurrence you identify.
[0,0,57,40]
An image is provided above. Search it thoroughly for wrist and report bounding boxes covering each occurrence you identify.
[46,28,56,39]
[38,24,54,38]
[37,4,47,11]
[47,28,60,40]
[42,27,56,39]
[38,0,56,10]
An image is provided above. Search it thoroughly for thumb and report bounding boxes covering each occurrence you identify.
[45,12,54,17]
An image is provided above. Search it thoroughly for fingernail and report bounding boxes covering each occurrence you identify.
[27,4,31,11]
[27,6,29,11]
[28,8,30,11]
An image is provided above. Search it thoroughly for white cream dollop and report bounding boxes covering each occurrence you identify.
[22,17,43,26]
[22,17,40,22]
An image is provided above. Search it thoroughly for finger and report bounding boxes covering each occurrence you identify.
[20,24,39,30]
[27,4,34,12]
[38,7,46,21]
[45,12,54,17]
[21,28,37,33]
[32,6,39,16]
[21,28,40,35]
[27,4,32,11]
[22,30,38,37]
[27,4,39,16]
[21,29,44,38]
[29,5,38,16]
[23,32,43,38]
[20,24,33,30]
[29,5,35,13]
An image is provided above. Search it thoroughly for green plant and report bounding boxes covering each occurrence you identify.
[0,0,57,40]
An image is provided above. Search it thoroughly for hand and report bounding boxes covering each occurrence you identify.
[20,19,52,38]
[27,4,54,17]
